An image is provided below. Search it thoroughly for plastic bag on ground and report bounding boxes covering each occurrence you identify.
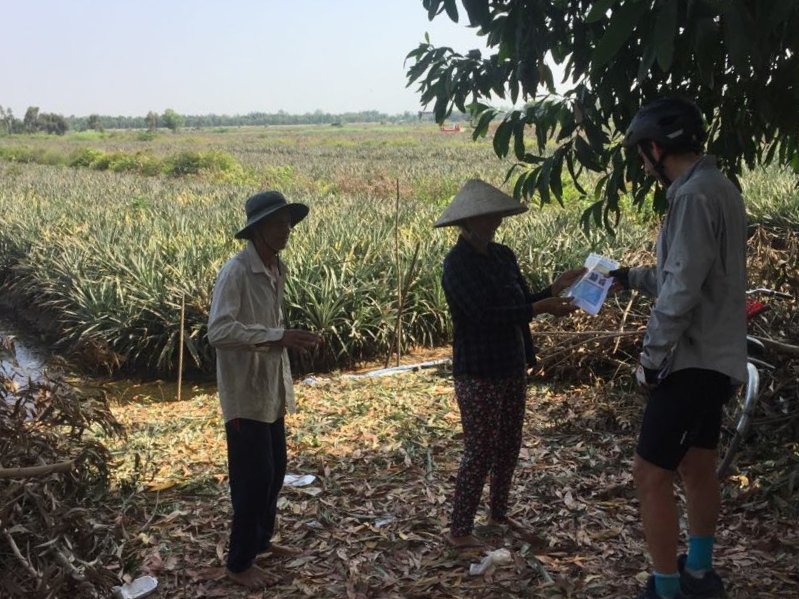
[469,548,512,576]
[111,576,158,599]
[283,473,316,486]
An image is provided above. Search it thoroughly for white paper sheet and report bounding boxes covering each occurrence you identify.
[566,253,619,315]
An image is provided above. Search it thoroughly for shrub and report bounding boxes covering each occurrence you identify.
[108,151,159,175]
[69,148,107,168]
[164,150,241,177]
[0,146,41,163]
[164,151,203,175]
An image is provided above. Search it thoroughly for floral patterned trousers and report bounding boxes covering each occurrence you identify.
[450,375,527,537]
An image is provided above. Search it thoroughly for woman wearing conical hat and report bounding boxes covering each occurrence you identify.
[435,179,585,548]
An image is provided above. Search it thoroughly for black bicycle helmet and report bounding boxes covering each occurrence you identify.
[623,97,706,153]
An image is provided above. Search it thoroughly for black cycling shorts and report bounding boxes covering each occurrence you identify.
[636,368,733,471]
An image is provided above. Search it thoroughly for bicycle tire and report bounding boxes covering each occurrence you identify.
[717,362,760,478]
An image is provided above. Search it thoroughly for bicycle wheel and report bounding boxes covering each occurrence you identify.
[717,362,760,478]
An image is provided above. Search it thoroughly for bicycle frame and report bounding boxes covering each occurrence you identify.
[716,288,790,478]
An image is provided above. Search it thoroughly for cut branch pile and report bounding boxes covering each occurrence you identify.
[533,223,799,499]
[0,370,124,598]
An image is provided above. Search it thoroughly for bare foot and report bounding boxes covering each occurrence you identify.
[445,533,485,549]
[226,564,273,589]
[265,543,302,557]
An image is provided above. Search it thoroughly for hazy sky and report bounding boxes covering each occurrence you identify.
[1,0,493,117]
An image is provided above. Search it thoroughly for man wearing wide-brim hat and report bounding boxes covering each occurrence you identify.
[208,190,322,589]
[436,179,584,548]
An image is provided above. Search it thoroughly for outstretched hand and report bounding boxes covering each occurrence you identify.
[608,267,630,293]
[534,296,578,317]
[278,329,324,351]
[635,363,660,391]
[552,267,587,296]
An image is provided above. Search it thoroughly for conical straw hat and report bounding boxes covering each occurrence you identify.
[433,179,528,228]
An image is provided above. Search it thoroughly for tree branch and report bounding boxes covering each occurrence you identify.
[0,461,74,479]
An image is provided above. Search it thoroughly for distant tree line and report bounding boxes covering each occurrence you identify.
[0,106,68,135]
[0,104,468,135]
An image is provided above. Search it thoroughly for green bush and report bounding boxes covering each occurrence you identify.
[69,148,107,168]
[259,165,296,190]
[163,150,241,177]
[199,150,238,172]
[90,152,112,171]
[0,146,41,163]
[107,151,159,175]
[164,151,203,175]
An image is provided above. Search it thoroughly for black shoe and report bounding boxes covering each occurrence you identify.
[678,554,727,598]
[635,575,687,599]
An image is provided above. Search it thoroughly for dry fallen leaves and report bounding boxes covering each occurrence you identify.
[101,365,799,599]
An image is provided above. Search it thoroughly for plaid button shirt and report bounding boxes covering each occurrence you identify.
[442,236,552,378]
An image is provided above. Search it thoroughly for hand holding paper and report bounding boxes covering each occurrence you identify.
[566,253,620,315]
[552,266,587,295]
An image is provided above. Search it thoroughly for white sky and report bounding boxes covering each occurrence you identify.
[0,0,500,117]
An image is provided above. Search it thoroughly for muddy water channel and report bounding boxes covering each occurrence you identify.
[0,317,49,385]
[0,310,215,406]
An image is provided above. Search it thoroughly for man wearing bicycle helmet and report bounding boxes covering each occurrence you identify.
[610,97,747,599]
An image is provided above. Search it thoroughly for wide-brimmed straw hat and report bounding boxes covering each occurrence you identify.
[433,179,527,228]
[235,191,309,239]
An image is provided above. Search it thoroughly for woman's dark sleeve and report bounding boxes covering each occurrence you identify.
[528,285,553,304]
[443,249,534,327]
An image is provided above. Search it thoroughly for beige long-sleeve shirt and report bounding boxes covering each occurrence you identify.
[207,242,296,423]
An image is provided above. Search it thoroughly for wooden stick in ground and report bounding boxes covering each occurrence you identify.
[386,178,402,369]
[177,292,185,401]
[395,179,401,368]
[0,460,74,479]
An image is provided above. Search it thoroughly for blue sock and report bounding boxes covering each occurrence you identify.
[653,571,681,598]
[686,534,714,573]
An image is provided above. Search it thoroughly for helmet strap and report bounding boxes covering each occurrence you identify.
[640,142,672,186]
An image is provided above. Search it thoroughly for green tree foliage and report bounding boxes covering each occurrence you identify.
[161,108,184,132]
[145,111,159,132]
[53,110,427,131]
[87,113,104,132]
[0,106,11,135]
[39,113,68,135]
[8,108,447,134]
[22,106,40,133]
[17,106,68,135]
[406,0,799,228]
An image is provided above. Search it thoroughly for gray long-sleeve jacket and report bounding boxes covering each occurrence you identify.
[628,156,748,384]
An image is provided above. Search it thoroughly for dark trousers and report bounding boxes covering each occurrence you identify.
[450,375,527,536]
[224,417,287,573]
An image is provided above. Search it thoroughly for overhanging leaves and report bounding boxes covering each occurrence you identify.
[590,1,651,74]
[653,0,678,72]
[406,0,799,229]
